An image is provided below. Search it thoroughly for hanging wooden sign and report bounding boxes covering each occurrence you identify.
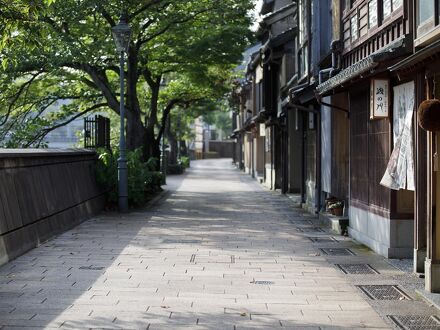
[370,79,390,119]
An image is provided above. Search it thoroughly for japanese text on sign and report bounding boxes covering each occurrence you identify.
[370,79,389,119]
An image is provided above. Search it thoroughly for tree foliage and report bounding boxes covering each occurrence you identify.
[0,0,254,156]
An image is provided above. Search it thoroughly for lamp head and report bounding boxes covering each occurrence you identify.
[112,14,131,53]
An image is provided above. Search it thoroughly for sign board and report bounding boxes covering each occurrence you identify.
[370,79,390,119]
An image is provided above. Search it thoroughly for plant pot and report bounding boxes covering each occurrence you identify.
[333,207,343,216]
[325,198,337,209]
[329,208,335,215]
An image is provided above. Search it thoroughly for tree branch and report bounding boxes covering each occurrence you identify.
[24,102,108,148]
[137,8,211,46]
[129,0,167,21]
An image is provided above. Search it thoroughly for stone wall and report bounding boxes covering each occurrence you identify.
[0,149,106,265]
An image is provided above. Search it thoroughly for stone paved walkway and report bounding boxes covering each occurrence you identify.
[0,159,437,329]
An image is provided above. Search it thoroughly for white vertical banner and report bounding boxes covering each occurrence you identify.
[321,97,331,193]
[380,81,415,191]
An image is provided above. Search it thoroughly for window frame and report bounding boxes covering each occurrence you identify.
[415,0,440,46]
[296,0,310,81]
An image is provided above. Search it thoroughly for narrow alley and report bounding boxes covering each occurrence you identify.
[0,159,438,329]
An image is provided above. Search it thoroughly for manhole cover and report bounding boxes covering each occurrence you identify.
[296,227,325,233]
[358,285,411,300]
[336,264,379,274]
[309,237,337,243]
[320,248,355,256]
[251,281,274,285]
[79,266,105,271]
[388,315,440,330]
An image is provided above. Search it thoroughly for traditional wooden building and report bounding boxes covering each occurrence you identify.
[317,0,415,258]
[388,0,440,292]
[233,0,297,190]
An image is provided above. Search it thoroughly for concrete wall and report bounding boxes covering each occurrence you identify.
[349,205,414,258]
[0,149,106,266]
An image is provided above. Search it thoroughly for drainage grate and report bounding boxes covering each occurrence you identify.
[388,315,440,330]
[163,239,202,244]
[251,280,274,285]
[79,266,105,271]
[289,220,313,225]
[358,285,411,300]
[308,237,337,243]
[296,227,325,233]
[336,264,379,275]
[320,248,355,256]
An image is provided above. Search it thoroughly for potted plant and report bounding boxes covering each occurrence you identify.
[329,201,344,216]
[325,197,338,212]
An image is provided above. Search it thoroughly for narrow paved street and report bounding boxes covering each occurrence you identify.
[0,159,436,329]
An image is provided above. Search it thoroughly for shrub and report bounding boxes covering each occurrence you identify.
[180,156,190,169]
[95,148,164,207]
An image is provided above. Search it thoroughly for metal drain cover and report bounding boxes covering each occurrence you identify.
[388,315,440,330]
[79,266,104,271]
[252,280,274,285]
[336,264,379,274]
[290,220,313,225]
[358,285,411,300]
[320,248,355,256]
[297,227,325,233]
[163,239,201,244]
[309,237,337,243]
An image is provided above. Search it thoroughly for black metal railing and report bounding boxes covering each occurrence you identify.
[84,115,111,149]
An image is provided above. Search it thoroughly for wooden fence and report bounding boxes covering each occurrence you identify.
[0,149,105,266]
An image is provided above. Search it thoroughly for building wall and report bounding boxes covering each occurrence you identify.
[288,110,302,193]
[255,135,265,178]
[349,205,414,258]
[350,86,391,210]
[348,84,413,258]
[331,93,350,199]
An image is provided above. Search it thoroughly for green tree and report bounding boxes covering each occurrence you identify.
[0,0,254,159]
[203,102,233,140]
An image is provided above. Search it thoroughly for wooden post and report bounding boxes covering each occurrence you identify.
[414,72,427,273]
[425,126,440,292]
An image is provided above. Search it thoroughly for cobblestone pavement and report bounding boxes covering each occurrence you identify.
[0,159,438,329]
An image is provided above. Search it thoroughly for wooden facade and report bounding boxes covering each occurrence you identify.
[342,0,409,67]
[232,0,440,293]
[0,150,105,266]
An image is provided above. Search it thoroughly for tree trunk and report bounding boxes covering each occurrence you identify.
[142,126,161,169]
[166,124,178,165]
[180,140,188,157]
[126,113,146,153]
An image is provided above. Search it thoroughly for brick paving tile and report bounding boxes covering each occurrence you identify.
[0,159,438,329]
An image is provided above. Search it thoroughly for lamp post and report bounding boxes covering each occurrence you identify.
[112,14,131,213]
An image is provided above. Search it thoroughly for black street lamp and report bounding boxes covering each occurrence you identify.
[112,14,131,213]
